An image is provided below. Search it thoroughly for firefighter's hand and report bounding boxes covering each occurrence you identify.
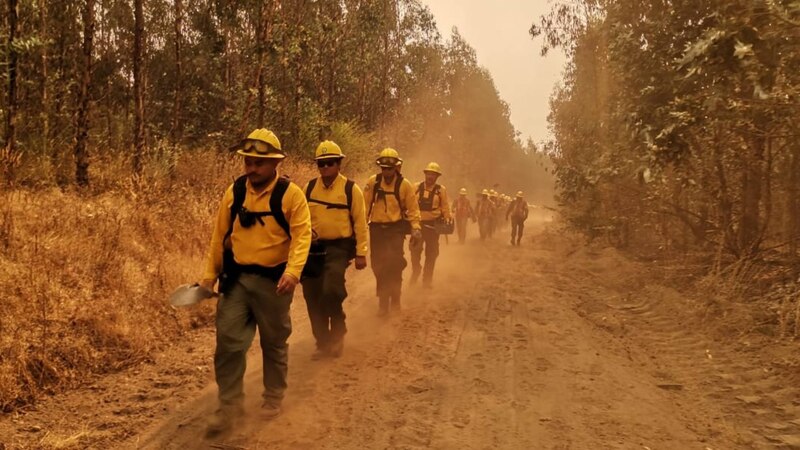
[276,273,299,295]
[354,256,367,270]
[411,229,422,241]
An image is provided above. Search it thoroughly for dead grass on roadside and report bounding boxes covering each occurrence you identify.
[0,149,319,412]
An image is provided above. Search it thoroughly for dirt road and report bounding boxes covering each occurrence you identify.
[4,217,800,449]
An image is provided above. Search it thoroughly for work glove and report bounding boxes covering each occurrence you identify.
[410,229,422,245]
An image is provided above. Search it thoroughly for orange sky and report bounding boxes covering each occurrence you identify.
[424,0,567,145]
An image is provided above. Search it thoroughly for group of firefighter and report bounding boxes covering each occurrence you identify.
[198,129,530,436]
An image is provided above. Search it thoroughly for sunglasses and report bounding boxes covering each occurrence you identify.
[316,159,339,168]
[242,139,281,155]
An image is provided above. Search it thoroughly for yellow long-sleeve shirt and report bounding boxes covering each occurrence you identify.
[363,173,421,230]
[416,182,452,222]
[303,174,369,257]
[203,173,312,282]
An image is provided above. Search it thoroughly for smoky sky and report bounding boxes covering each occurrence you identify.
[424,0,567,145]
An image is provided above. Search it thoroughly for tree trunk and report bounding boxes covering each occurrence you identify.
[256,1,275,127]
[172,0,182,145]
[40,0,49,168]
[3,0,19,185]
[132,0,145,177]
[789,144,800,258]
[738,134,765,257]
[74,0,95,188]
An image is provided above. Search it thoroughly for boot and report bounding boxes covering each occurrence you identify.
[390,295,401,313]
[205,403,244,437]
[329,337,344,358]
[311,343,329,360]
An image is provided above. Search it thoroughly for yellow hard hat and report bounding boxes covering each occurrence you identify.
[516,191,524,198]
[315,140,345,160]
[423,162,443,175]
[234,128,285,159]
[481,189,489,196]
[489,189,497,196]
[376,148,401,168]
[459,188,467,195]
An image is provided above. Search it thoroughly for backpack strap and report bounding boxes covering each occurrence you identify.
[417,182,441,212]
[367,173,382,218]
[270,177,291,237]
[368,174,404,217]
[305,178,317,200]
[345,179,354,210]
[305,177,351,210]
[225,175,249,245]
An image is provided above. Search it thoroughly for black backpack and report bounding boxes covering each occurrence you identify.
[367,173,405,217]
[226,174,291,238]
[219,175,291,289]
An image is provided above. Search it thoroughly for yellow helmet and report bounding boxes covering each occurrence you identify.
[315,140,345,160]
[423,162,443,175]
[516,191,524,198]
[489,189,497,197]
[459,187,467,195]
[376,148,401,168]
[234,128,285,159]
[481,189,489,196]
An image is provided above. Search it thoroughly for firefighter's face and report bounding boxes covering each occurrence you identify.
[244,156,279,186]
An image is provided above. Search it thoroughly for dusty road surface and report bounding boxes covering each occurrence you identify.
[4,217,800,449]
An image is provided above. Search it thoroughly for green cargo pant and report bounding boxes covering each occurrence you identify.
[301,243,350,349]
[215,273,292,408]
[369,223,407,307]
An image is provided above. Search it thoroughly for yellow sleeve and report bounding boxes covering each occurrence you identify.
[202,185,234,281]
[440,186,452,220]
[283,184,312,280]
[350,183,369,256]
[401,179,422,230]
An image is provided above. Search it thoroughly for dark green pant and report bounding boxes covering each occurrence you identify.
[511,217,525,244]
[301,244,350,349]
[215,273,292,407]
[410,223,440,284]
[369,223,407,302]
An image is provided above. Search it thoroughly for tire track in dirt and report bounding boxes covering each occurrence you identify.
[555,240,800,449]
[599,289,800,449]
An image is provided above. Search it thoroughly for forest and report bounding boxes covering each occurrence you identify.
[0,0,552,411]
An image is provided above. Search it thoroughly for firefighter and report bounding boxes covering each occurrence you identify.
[301,141,369,359]
[410,162,452,288]
[507,191,530,246]
[199,128,312,435]
[452,187,474,244]
[363,148,421,316]
[476,189,494,241]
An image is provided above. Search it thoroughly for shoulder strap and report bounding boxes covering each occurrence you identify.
[305,178,318,200]
[345,179,354,210]
[225,175,248,242]
[305,177,352,210]
[368,174,382,218]
[270,177,291,237]
[397,175,406,208]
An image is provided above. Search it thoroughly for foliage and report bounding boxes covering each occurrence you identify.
[533,0,800,261]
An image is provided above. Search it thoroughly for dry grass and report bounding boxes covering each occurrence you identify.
[0,148,321,411]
